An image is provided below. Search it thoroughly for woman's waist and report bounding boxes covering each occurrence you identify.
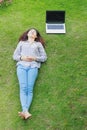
[17,61,41,68]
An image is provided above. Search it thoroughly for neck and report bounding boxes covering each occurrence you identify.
[28,38,35,43]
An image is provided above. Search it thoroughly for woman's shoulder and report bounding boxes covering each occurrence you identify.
[35,41,42,46]
[18,40,26,45]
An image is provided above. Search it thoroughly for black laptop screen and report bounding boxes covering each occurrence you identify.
[46,11,65,23]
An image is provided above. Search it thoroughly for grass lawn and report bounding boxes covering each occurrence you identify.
[0,0,87,130]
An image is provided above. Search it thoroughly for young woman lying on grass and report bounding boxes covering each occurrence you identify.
[13,28,47,120]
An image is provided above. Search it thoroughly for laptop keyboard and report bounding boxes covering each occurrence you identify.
[47,24,64,29]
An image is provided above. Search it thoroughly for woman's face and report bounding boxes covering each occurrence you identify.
[27,29,37,39]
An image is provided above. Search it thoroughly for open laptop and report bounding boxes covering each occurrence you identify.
[46,10,66,34]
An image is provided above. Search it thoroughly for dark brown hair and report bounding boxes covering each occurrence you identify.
[19,28,45,47]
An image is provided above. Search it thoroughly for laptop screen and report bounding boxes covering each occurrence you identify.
[46,10,65,23]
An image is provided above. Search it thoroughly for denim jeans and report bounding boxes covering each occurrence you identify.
[17,65,38,112]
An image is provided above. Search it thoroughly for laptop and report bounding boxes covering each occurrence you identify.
[46,10,66,34]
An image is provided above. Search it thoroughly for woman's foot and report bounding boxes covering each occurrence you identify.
[24,111,32,119]
[18,111,32,120]
[18,112,25,119]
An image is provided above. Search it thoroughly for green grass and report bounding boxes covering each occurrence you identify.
[0,0,87,130]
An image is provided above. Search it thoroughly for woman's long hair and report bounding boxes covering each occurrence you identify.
[19,28,45,47]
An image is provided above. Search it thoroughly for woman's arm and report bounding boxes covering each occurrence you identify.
[36,42,47,62]
[13,42,22,61]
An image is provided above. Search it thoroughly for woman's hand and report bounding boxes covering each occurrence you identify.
[21,56,36,62]
[27,56,36,61]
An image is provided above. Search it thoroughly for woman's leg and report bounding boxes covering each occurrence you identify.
[27,67,38,110]
[17,65,28,112]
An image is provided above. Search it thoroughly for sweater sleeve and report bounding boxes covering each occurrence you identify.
[13,41,22,61]
[36,42,47,62]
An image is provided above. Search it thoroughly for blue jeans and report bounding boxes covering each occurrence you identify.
[17,65,38,112]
